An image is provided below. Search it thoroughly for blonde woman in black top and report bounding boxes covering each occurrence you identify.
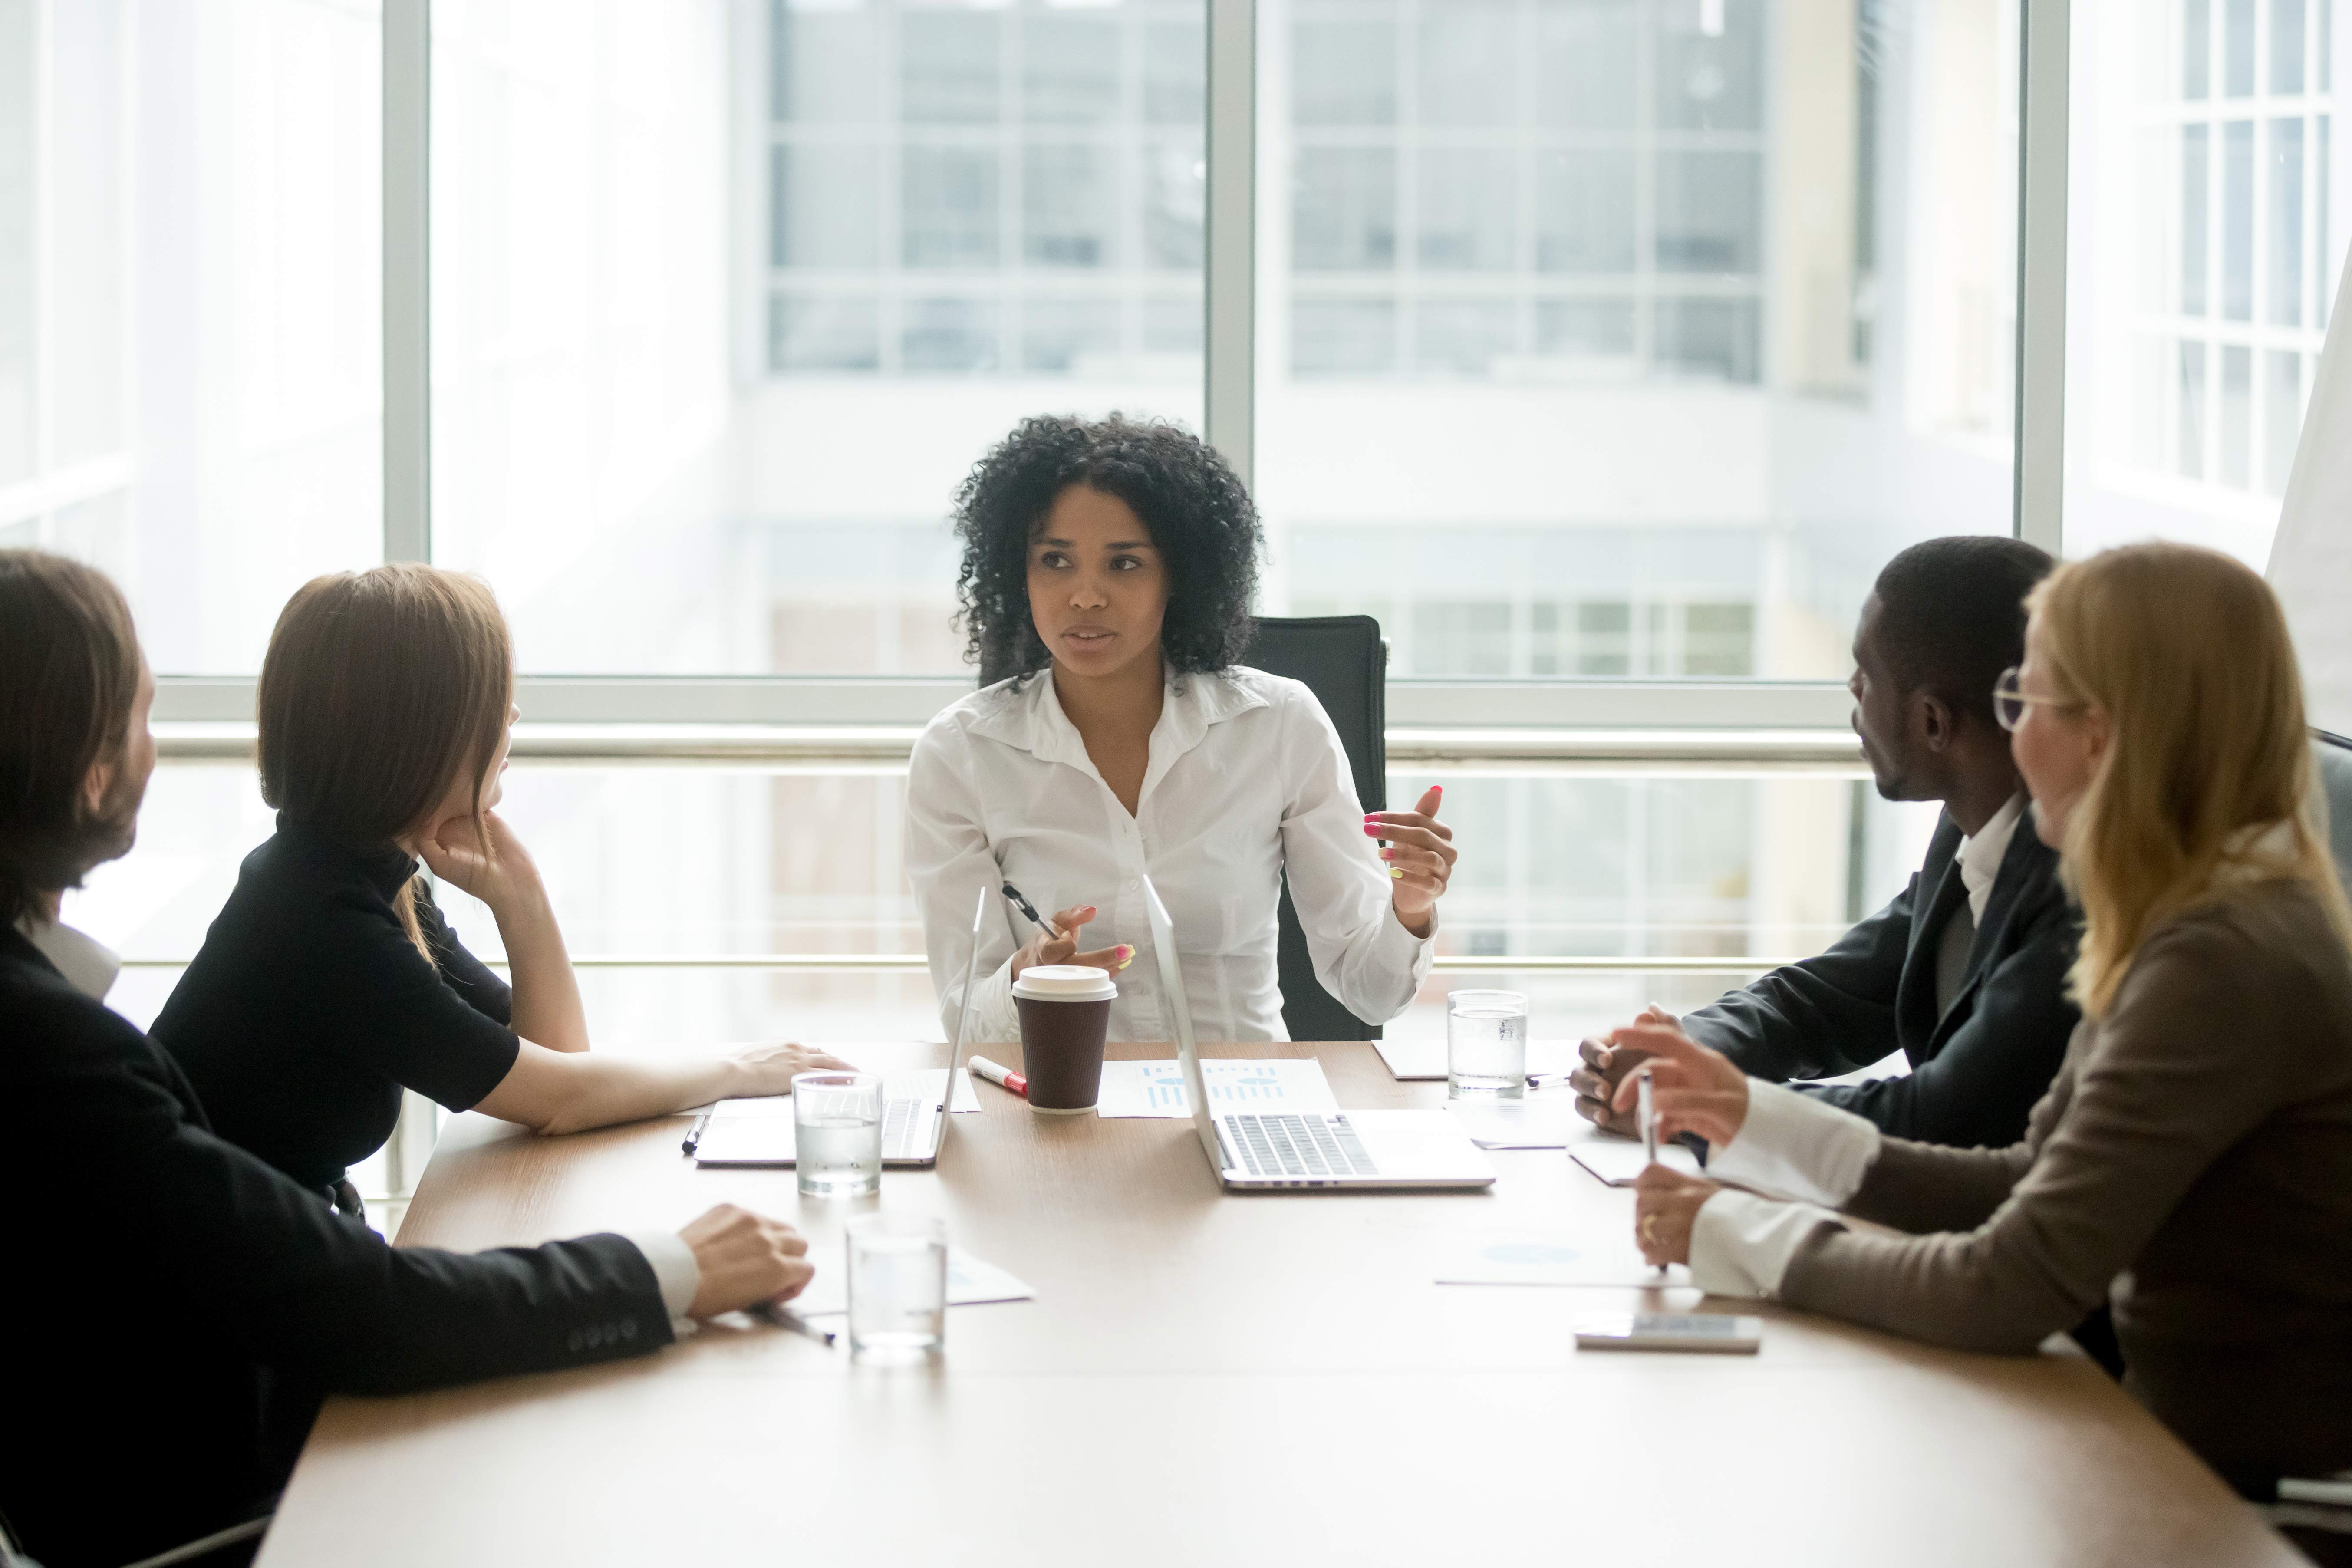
[153,565,844,1202]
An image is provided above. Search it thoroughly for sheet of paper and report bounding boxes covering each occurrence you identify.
[1091,1058,1341,1118]
[1441,1097,1592,1149]
[1372,1036,1580,1083]
[1565,1122,1702,1186]
[1435,1230,1696,1291]
[790,1248,1036,1318]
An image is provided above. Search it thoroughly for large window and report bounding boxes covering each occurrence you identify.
[0,0,382,673]
[428,0,1206,676]
[2065,0,2349,564]
[1259,0,2023,682]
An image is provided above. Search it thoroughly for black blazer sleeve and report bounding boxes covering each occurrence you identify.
[1794,878,2079,1144]
[1680,875,1917,1083]
[37,991,670,1392]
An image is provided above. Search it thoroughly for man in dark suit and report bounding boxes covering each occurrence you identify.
[0,550,815,1568]
[1573,536,2077,1150]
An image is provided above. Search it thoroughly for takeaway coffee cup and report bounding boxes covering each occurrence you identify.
[1011,965,1117,1113]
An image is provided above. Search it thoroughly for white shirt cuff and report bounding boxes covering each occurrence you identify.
[1377,899,1439,980]
[621,1228,701,1322]
[962,955,1021,1045]
[1705,1078,1882,1207]
[1688,1189,1844,1300]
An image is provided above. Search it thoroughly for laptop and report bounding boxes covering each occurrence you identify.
[1140,876,1496,1191]
[691,885,989,1169]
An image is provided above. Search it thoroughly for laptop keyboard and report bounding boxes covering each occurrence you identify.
[880,1094,918,1158]
[1227,1113,1380,1179]
[801,1082,927,1159]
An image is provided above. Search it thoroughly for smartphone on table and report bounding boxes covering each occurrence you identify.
[1574,1312,1763,1354]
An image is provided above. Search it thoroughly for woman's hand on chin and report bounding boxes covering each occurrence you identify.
[418,808,544,913]
[1369,785,1455,937]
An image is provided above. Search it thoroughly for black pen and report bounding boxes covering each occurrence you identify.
[682,1110,712,1156]
[748,1299,836,1346]
[1000,881,1060,938]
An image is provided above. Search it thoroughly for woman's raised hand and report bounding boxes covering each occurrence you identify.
[1369,785,1456,936]
[1008,903,1133,983]
[1607,1018,1752,1148]
[418,807,544,915]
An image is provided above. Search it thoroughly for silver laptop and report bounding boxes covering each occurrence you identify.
[692,885,988,1169]
[1140,876,1496,1191]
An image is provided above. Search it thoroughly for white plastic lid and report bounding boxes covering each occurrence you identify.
[1011,964,1117,1001]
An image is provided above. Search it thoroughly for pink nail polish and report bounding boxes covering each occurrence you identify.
[1362,823,1381,837]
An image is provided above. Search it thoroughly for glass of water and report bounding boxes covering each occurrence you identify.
[1447,990,1529,1100]
[846,1212,948,1363]
[794,1071,882,1198]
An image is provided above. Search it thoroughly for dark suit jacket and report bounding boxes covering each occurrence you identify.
[0,929,672,1568]
[1680,808,2079,1146]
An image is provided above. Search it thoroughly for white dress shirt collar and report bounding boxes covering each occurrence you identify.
[15,916,122,1000]
[969,666,1271,784]
[1957,792,2027,927]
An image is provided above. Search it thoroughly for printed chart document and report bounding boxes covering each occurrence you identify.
[1093,1057,1341,1119]
[790,1249,1035,1318]
[1373,1037,1579,1083]
[1565,1121,1703,1186]
[1442,1097,1593,1149]
[1435,1230,1697,1291]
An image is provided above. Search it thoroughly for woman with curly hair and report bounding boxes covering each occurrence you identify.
[906,414,1459,1045]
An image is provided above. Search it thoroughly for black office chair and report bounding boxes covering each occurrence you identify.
[975,614,1391,1041]
[2312,730,2352,898]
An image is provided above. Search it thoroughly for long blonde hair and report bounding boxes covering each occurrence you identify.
[2030,543,2352,1017]
[257,563,513,957]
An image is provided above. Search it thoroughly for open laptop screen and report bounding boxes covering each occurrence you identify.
[1139,876,1224,1175]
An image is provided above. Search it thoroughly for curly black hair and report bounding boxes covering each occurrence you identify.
[952,414,1262,681]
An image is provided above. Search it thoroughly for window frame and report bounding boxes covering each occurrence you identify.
[145,0,2074,754]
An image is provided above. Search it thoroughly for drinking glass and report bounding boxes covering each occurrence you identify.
[846,1212,948,1363]
[794,1071,882,1198]
[1447,990,1529,1100]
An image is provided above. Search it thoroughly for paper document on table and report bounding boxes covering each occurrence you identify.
[1435,1230,1696,1291]
[1092,1058,1340,1118]
[790,1248,1035,1318]
[1442,1098,1591,1149]
[1565,1122,1702,1186]
[1372,1037,1579,1083]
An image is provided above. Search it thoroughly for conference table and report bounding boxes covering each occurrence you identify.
[258,1040,2302,1567]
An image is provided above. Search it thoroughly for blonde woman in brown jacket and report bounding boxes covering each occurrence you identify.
[1609,543,2352,1496]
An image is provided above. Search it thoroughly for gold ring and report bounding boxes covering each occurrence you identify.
[1640,1214,1660,1245]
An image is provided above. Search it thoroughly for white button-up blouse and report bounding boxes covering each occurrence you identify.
[904,665,1436,1045]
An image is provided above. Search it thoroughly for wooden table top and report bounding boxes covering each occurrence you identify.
[258,1041,2298,1568]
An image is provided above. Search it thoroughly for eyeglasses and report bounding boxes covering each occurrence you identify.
[1993,666,2075,732]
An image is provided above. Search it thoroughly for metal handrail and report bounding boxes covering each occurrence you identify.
[120,951,1795,973]
[153,719,1865,772]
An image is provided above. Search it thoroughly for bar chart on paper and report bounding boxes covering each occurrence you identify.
[1093,1060,1342,1118]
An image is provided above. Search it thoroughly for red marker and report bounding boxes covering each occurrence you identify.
[968,1056,1028,1097]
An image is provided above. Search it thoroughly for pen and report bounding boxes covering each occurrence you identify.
[1637,1067,1666,1278]
[748,1299,836,1346]
[682,1109,712,1156]
[1000,881,1060,938]
[968,1055,1028,1097]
